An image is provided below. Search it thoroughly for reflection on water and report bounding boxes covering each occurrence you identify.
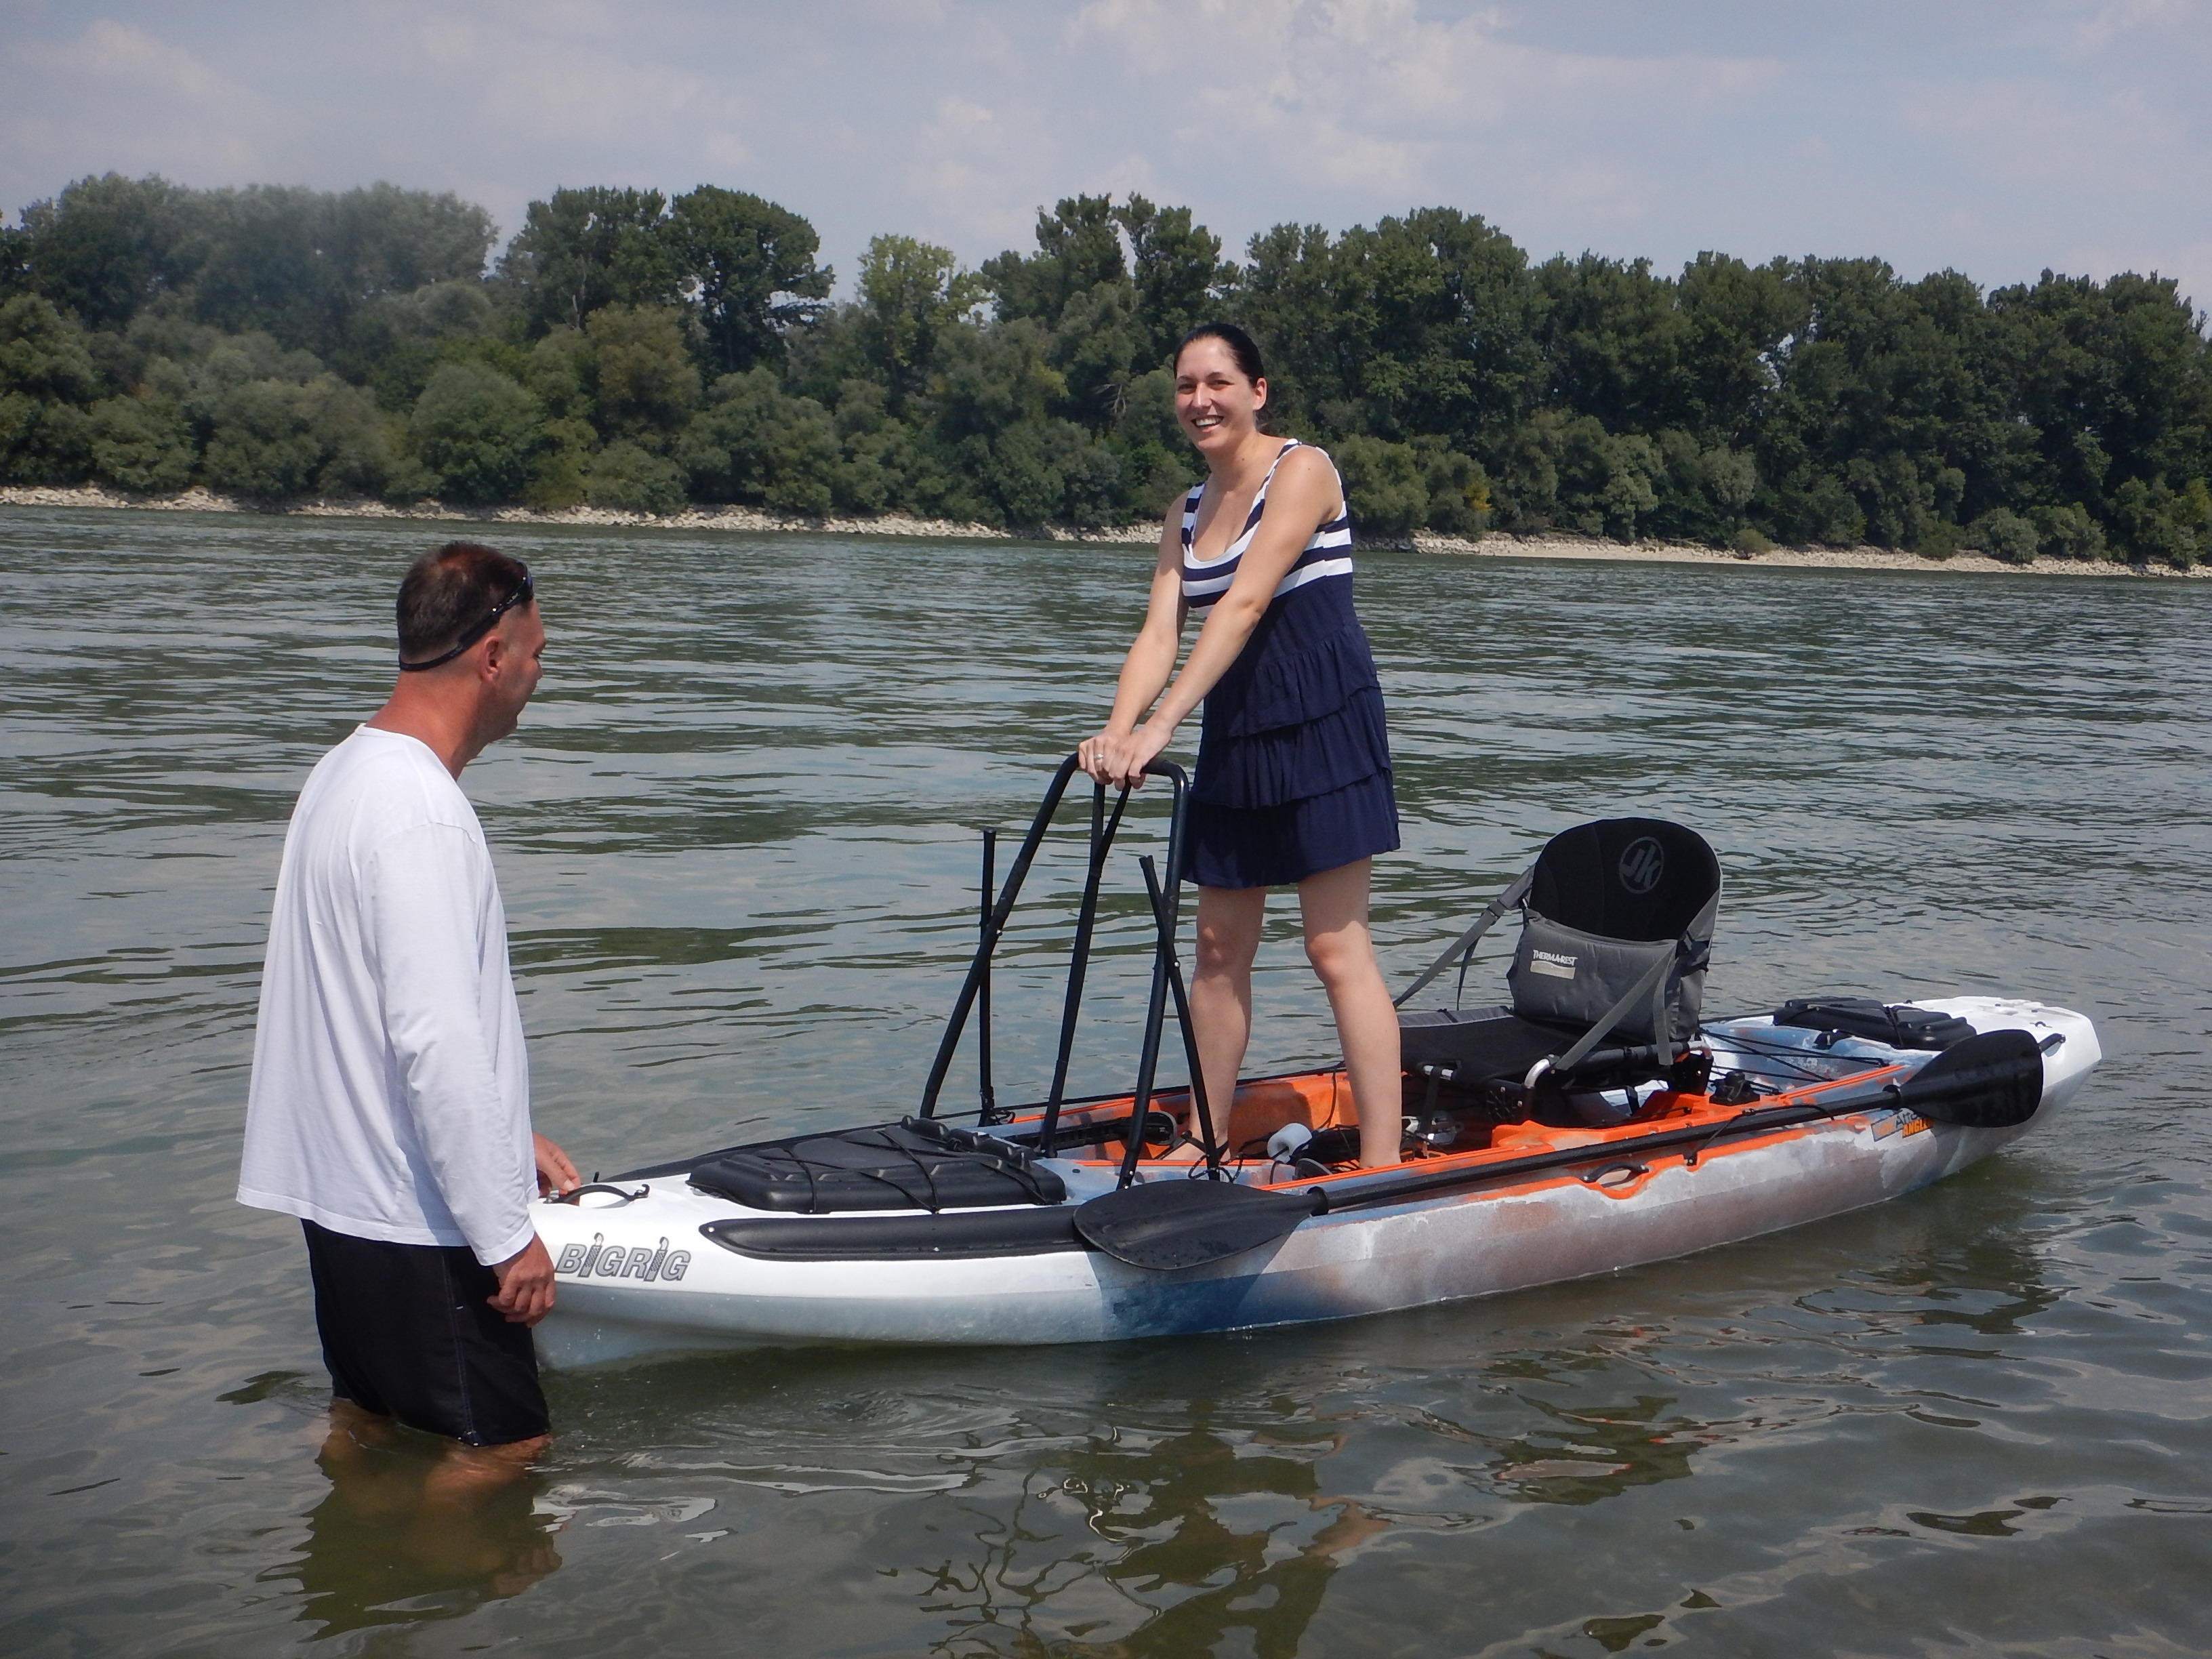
[1485,1393,1701,1504]
[917,1410,1386,1659]
[277,1424,562,1637]
[5,510,2212,1656]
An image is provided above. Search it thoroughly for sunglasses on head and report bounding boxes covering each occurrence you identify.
[398,571,535,672]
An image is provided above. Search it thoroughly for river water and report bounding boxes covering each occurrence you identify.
[3,508,2209,1658]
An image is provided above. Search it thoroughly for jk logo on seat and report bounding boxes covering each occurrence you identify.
[1618,838,1664,895]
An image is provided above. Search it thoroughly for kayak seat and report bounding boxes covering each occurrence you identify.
[1397,818,1722,1125]
[1399,1005,1578,1081]
[689,1120,1068,1214]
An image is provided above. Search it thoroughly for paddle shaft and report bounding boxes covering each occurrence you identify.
[1303,1072,1980,1218]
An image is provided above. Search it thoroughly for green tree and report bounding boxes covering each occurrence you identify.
[0,293,102,404]
[584,441,688,514]
[193,371,389,499]
[336,279,506,408]
[1334,435,1429,536]
[975,194,1227,437]
[1114,195,1232,363]
[499,186,679,335]
[1533,253,1686,436]
[181,182,492,355]
[523,327,596,423]
[1234,208,1542,450]
[1048,277,1148,432]
[852,235,985,412]
[197,379,325,497]
[1668,253,1797,444]
[1643,430,1758,544]
[665,185,832,373]
[2108,475,2205,567]
[1410,436,1492,536]
[2030,501,2107,560]
[1962,506,2039,563]
[583,304,701,441]
[0,294,102,482]
[410,363,541,502]
[986,417,1120,527]
[1742,260,2009,549]
[1988,269,2212,560]
[10,173,199,331]
[678,367,840,515]
[1492,409,1663,539]
[88,395,194,492]
[983,195,1126,325]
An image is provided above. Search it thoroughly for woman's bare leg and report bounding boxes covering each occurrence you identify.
[1188,883,1266,1147]
[1297,859,1403,1168]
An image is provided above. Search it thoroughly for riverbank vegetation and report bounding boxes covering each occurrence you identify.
[3,173,2208,565]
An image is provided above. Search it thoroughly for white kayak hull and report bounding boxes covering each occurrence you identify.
[534,996,2099,1368]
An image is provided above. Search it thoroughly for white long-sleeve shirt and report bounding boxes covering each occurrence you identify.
[239,726,537,1265]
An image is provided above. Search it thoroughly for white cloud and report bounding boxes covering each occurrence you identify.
[2072,0,2198,49]
[33,17,242,103]
[0,18,265,187]
[1060,0,1781,247]
[1898,77,2183,194]
[0,0,2202,305]
[923,96,1001,148]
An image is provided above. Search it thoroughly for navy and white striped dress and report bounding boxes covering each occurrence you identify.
[1177,440,1399,889]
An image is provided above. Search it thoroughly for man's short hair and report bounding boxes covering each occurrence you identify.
[396,543,533,662]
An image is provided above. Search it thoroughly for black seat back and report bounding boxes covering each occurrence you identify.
[1507,818,1721,1046]
[1525,818,1720,943]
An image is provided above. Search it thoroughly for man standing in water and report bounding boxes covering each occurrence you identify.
[239,541,577,1478]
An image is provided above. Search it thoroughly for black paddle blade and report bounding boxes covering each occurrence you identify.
[1074,1180,1319,1271]
[1898,1028,2045,1128]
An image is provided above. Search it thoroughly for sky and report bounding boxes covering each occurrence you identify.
[3,0,2209,308]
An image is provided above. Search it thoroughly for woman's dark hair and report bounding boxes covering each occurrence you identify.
[1176,321,1267,384]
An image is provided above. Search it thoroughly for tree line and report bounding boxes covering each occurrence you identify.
[2,171,2208,566]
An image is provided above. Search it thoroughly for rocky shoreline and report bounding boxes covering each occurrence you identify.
[3,485,2199,578]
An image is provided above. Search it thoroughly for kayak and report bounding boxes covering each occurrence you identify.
[532,761,2102,1368]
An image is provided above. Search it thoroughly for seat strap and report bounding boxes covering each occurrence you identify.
[1546,885,1721,1076]
[1393,865,1535,1009]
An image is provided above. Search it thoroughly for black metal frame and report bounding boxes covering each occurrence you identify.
[916,754,1221,1183]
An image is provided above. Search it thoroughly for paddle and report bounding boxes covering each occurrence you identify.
[1893,1027,2045,1128]
[1074,1180,1322,1270]
[1070,1028,2048,1271]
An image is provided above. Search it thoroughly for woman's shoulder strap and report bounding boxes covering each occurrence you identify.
[1247,438,1303,500]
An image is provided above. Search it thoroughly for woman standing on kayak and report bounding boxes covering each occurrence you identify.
[1080,323,1401,1168]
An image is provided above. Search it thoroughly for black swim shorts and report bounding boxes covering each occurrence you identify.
[302,1220,550,1446]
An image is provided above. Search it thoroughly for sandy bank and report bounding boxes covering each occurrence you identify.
[3,485,2199,579]
[1404,530,2205,579]
[0,484,1141,544]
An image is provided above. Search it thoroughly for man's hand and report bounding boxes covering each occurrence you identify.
[533,1133,579,1198]
[489,1236,558,1326]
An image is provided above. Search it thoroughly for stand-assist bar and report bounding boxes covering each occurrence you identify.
[977,827,999,1124]
[917,755,1189,1140]
[1128,852,1223,1183]
[1039,785,1134,1143]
